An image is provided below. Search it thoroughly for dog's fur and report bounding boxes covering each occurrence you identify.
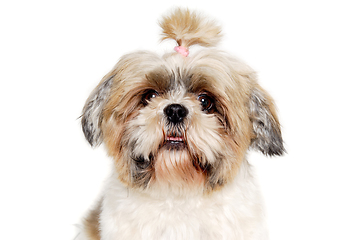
[77,8,284,240]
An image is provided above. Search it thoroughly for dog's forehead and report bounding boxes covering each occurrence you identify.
[145,66,216,95]
[145,66,176,92]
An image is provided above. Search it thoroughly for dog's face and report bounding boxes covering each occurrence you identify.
[82,50,284,195]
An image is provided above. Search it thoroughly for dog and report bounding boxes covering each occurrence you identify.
[77,8,284,240]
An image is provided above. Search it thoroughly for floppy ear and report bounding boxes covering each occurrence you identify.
[81,75,114,147]
[249,85,285,156]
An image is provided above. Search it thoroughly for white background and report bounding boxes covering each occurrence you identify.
[1,0,360,239]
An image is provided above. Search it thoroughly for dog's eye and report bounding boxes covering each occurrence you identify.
[142,90,159,105]
[198,94,213,111]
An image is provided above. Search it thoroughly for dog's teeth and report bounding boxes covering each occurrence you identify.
[167,136,183,141]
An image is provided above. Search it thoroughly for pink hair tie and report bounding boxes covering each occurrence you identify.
[174,46,189,57]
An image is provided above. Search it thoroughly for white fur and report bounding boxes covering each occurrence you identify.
[90,160,268,240]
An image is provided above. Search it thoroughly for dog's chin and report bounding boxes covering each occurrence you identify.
[151,147,206,195]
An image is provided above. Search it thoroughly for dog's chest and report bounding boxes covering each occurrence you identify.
[101,191,246,240]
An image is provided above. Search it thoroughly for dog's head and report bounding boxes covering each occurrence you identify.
[81,8,284,196]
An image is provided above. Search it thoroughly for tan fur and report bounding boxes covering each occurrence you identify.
[83,200,102,240]
[102,116,131,186]
[153,150,205,190]
[160,8,222,48]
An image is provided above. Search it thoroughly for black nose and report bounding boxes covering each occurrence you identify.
[164,104,188,124]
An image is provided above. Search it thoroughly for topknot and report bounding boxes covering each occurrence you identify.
[159,8,222,49]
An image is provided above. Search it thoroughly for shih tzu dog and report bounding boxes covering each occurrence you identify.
[77,8,284,240]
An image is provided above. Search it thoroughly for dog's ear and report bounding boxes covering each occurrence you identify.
[249,85,285,156]
[81,75,114,147]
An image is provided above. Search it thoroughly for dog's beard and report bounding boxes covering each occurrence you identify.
[128,121,205,193]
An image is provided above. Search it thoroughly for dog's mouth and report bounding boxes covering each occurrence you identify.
[163,135,186,150]
[166,136,184,143]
